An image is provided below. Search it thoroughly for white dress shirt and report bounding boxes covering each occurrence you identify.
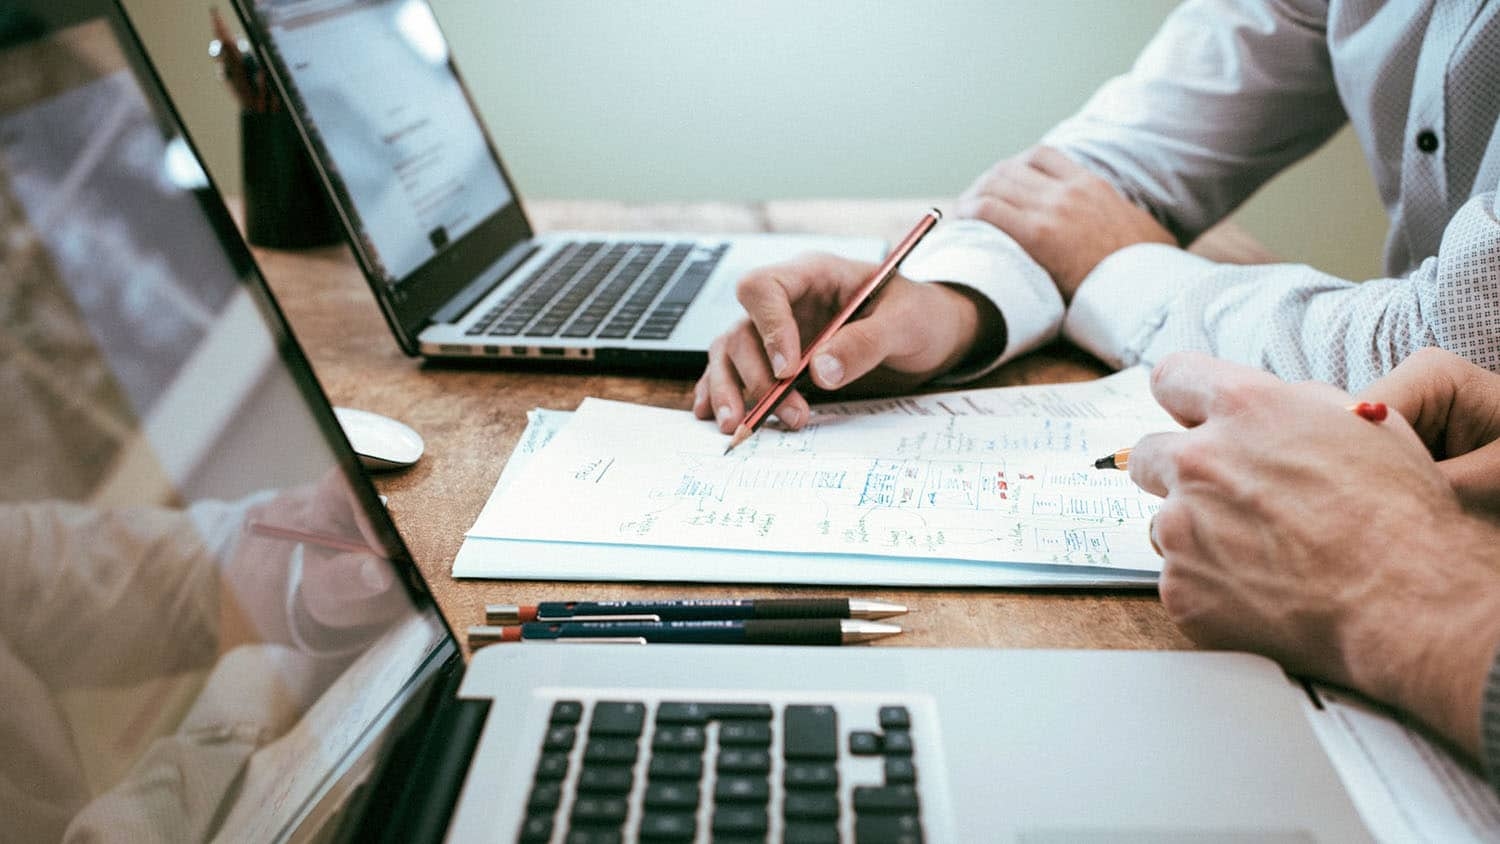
[901,0,1500,390]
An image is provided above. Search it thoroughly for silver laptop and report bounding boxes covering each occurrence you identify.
[229,0,884,370]
[0,4,1370,841]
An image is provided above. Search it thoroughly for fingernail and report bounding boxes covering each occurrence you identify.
[780,405,802,427]
[694,384,706,407]
[771,352,788,378]
[716,405,732,423]
[813,354,843,387]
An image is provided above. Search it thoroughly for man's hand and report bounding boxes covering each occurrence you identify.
[693,253,999,433]
[1357,346,1500,518]
[1127,351,1500,762]
[958,145,1175,300]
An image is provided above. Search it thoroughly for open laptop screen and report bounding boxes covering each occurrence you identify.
[0,5,449,840]
[246,0,515,289]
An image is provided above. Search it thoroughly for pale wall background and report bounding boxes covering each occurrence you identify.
[122,0,1388,280]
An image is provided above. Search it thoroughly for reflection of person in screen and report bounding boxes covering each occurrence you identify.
[0,475,411,842]
[0,42,410,837]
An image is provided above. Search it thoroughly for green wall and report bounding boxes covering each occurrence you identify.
[122,0,1387,280]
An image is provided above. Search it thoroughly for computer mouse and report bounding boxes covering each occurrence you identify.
[333,407,425,471]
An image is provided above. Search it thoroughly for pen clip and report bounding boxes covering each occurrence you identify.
[534,613,662,622]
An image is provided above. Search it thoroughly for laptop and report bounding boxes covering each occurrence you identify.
[227,0,884,370]
[0,3,1373,841]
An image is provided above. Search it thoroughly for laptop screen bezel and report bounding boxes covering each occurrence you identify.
[230,0,535,354]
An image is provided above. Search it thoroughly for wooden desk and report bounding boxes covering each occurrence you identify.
[252,200,1273,652]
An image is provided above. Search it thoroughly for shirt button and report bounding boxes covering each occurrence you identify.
[1416,130,1439,153]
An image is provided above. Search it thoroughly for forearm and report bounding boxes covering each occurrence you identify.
[1343,516,1500,767]
[1067,191,1500,389]
[1042,0,1344,242]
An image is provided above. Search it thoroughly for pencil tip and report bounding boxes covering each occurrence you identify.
[723,425,751,455]
[1092,455,1112,469]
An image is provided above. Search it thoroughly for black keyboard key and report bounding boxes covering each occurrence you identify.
[583,738,639,765]
[849,730,883,755]
[854,814,924,844]
[706,703,774,720]
[652,725,706,752]
[853,785,919,814]
[785,822,840,844]
[711,806,768,836]
[783,791,839,820]
[884,756,917,784]
[643,781,700,811]
[551,701,584,724]
[564,827,622,844]
[527,782,562,812]
[656,702,710,724]
[716,748,771,774]
[638,812,696,841]
[784,705,838,760]
[518,814,553,842]
[570,795,628,825]
[882,730,914,755]
[535,752,569,780]
[590,701,646,737]
[878,706,911,730]
[784,762,838,791]
[542,725,576,751]
[577,766,633,794]
[648,752,703,780]
[715,775,770,804]
[717,721,771,747]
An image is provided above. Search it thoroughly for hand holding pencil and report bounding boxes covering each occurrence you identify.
[694,209,1005,444]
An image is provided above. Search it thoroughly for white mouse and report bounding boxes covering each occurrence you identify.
[334,407,425,471]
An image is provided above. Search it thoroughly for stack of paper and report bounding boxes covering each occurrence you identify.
[454,367,1176,587]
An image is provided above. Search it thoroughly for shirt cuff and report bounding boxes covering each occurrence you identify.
[898,218,1064,383]
[1483,641,1500,789]
[1063,242,1216,369]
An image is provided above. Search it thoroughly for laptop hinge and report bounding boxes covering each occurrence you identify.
[344,653,491,844]
[432,241,539,325]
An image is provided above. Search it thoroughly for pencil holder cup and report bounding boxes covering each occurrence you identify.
[241,109,342,249]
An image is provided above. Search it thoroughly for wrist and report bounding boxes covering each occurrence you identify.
[1343,515,1500,759]
[933,281,1005,375]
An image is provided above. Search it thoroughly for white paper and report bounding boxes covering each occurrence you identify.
[1304,685,1500,843]
[467,369,1170,574]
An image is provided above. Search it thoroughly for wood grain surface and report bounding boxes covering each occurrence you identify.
[251,200,1274,654]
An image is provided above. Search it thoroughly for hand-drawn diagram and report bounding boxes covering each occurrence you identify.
[471,370,1174,572]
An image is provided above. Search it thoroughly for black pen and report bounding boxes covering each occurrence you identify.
[486,598,908,624]
[466,618,901,647]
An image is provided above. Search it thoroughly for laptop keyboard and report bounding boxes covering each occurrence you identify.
[465,240,728,342]
[517,699,925,843]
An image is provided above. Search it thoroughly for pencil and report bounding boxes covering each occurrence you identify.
[247,520,385,556]
[1090,401,1389,471]
[723,208,943,455]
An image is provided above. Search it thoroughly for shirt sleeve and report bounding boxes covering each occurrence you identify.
[1063,189,1500,389]
[1484,645,1500,791]
[1041,0,1346,244]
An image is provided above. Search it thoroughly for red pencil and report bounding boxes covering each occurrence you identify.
[723,208,943,455]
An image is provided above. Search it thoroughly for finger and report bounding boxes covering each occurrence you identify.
[737,256,874,379]
[1439,440,1500,514]
[1358,347,1500,457]
[806,283,931,389]
[1125,430,1183,497]
[1148,351,1277,428]
[300,552,406,628]
[956,194,1025,232]
[703,333,749,432]
[692,373,711,419]
[1023,145,1087,179]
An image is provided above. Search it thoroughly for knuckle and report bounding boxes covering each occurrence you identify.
[1170,439,1219,484]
